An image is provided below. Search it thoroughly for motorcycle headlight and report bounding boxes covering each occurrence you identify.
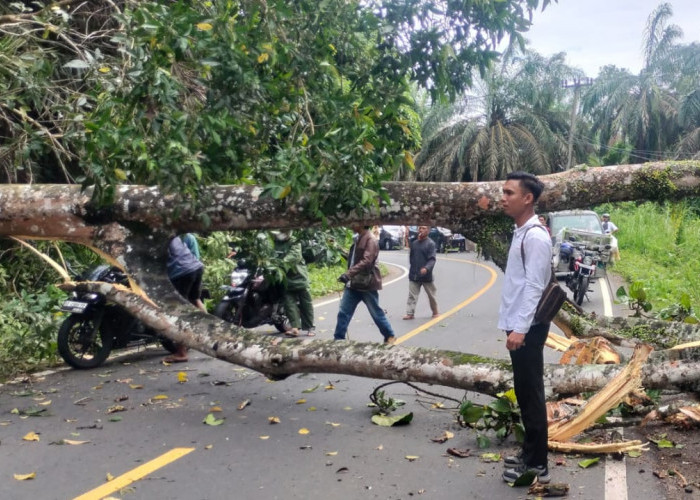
[230,270,250,287]
[84,292,100,300]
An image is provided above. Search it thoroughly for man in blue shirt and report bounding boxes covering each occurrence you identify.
[499,171,552,485]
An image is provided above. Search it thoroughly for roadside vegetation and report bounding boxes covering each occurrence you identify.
[603,200,700,321]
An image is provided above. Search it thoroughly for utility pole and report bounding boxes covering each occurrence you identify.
[562,77,593,169]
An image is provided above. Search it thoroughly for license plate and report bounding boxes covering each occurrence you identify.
[61,300,88,312]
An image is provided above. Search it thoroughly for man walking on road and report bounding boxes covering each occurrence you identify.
[499,171,552,484]
[334,224,396,344]
[403,225,439,320]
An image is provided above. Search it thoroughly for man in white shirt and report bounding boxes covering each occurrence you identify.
[601,213,618,234]
[498,171,552,485]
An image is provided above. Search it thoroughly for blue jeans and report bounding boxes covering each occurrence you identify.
[333,288,395,341]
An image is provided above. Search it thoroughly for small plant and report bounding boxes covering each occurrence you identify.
[657,293,699,323]
[616,282,652,316]
[458,389,524,448]
[370,388,405,414]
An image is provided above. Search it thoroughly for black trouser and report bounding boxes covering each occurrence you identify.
[508,322,549,468]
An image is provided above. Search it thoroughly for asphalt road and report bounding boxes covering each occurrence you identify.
[0,250,667,499]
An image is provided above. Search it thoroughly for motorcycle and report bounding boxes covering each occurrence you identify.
[58,265,177,369]
[213,262,290,332]
[561,240,607,306]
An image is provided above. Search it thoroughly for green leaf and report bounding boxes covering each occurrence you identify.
[203,413,225,426]
[460,405,484,424]
[302,384,320,393]
[511,469,537,486]
[370,412,413,427]
[655,438,674,448]
[109,416,122,422]
[475,434,490,449]
[578,457,600,468]
[488,397,512,414]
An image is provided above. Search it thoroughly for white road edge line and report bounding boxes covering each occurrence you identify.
[601,274,628,500]
[313,262,409,307]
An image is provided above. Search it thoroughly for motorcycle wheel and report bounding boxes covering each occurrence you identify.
[575,276,590,306]
[214,300,240,324]
[57,315,114,369]
[159,337,179,354]
[273,316,291,333]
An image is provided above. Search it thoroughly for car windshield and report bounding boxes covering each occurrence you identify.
[550,214,602,235]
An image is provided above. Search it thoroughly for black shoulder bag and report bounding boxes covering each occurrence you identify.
[521,225,567,324]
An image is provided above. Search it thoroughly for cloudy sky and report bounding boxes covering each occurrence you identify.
[522,0,700,76]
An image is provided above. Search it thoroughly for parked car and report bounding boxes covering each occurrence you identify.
[407,226,468,253]
[546,210,617,274]
[379,225,405,250]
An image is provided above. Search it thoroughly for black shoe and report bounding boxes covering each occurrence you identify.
[503,452,524,468]
[502,464,550,484]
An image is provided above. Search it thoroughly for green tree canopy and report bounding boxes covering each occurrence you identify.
[0,0,551,218]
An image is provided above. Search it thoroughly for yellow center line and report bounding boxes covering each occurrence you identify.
[394,257,498,345]
[74,447,195,500]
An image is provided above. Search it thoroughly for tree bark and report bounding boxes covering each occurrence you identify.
[3,161,700,396]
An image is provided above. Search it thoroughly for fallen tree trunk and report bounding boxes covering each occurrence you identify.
[4,162,700,394]
[58,281,700,396]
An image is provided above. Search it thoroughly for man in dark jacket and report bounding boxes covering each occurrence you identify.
[334,224,396,344]
[403,225,439,320]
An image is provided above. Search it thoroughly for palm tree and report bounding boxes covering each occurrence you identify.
[412,49,581,182]
[581,3,683,163]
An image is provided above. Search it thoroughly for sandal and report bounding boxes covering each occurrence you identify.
[284,328,300,337]
[163,356,188,363]
[303,330,316,337]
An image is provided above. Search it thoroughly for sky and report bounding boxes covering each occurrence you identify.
[522,0,700,77]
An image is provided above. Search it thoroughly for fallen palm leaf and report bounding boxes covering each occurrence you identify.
[326,451,338,456]
[296,399,307,405]
[38,400,52,406]
[326,422,340,427]
[298,428,310,435]
[210,406,223,413]
[106,405,126,414]
[152,394,168,401]
[259,436,270,440]
[405,455,419,461]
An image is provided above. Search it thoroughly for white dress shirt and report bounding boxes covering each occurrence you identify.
[498,215,552,333]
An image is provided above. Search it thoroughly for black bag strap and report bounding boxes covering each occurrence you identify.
[520,224,556,283]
